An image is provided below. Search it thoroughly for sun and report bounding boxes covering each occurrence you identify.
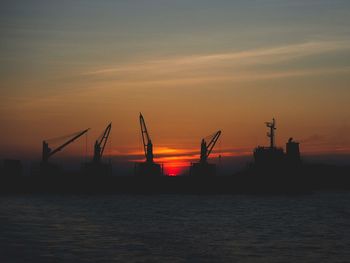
[163,161,188,176]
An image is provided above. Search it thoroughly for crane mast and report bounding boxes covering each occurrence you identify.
[93,123,112,163]
[200,130,221,164]
[42,128,89,163]
[139,113,153,163]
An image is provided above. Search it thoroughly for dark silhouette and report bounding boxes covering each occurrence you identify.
[39,128,89,176]
[253,118,286,169]
[190,130,221,176]
[286,137,301,165]
[81,123,112,176]
[1,116,350,194]
[1,159,22,177]
[134,113,162,176]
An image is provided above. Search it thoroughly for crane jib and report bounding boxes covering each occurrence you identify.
[44,128,90,160]
[93,123,112,162]
[205,130,222,159]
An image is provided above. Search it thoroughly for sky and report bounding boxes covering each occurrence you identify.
[1,0,350,175]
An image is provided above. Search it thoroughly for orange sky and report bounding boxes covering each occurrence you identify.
[1,1,350,174]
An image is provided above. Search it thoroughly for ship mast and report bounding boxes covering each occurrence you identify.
[265,118,276,149]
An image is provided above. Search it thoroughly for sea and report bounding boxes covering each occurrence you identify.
[1,192,350,263]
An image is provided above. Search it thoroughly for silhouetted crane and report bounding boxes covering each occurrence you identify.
[199,130,222,164]
[93,123,112,163]
[140,113,154,163]
[42,128,89,164]
[135,113,162,176]
[190,130,222,176]
[80,123,112,176]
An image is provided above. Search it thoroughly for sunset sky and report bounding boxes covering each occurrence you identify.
[1,1,350,175]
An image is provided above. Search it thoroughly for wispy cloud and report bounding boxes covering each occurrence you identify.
[82,40,350,85]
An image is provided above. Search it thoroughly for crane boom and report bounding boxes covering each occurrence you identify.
[200,130,221,163]
[139,113,153,163]
[42,128,90,163]
[93,123,112,163]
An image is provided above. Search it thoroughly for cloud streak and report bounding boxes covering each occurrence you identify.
[82,40,350,86]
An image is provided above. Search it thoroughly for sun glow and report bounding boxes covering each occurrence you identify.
[106,146,252,176]
[164,164,187,176]
[155,155,195,176]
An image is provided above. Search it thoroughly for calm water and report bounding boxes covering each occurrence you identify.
[1,192,350,263]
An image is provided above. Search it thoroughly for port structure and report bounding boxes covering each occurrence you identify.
[254,118,284,169]
[82,123,112,176]
[190,130,221,176]
[135,113,162,176]
[253,118,302,172]
[40,128,89,174]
